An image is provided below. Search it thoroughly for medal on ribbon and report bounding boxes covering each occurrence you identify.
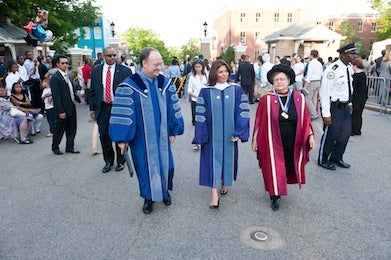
[274,89,292,120]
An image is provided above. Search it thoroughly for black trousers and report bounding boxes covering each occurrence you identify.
[318,102,351,164]
[241,84,254,103]
[26,79,44,111]
[52,107,77,152]
[351,99,366,135]
[98,102,124,165]
[191,100,196,126]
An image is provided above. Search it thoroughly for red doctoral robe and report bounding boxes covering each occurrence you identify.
[253,90,313,196]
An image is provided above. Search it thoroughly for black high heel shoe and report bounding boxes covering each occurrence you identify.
[209,199,220,209]
[220,189,228,196]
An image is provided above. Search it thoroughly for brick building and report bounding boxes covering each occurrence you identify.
[210,5,378,61]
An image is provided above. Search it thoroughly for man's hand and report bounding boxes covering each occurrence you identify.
[59,112,66,119]
[89,111,95,120]
[323,116,332,125]
[169,136,175,144]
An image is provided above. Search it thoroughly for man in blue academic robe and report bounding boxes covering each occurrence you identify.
[109,47,184,214]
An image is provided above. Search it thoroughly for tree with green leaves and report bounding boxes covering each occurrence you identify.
[220,45,235,65]
[0,0,100,53]
[371,0,391,40]
[179,39,201,62]
[121,27,170,65]
[339,22,367,55]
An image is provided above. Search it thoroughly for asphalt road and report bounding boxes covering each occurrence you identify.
[1,97,390,259]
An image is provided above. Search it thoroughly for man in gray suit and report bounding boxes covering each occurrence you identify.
[89,47,132,173]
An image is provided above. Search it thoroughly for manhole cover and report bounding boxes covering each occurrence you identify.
[240,226,284,250]
[251,231,269,241]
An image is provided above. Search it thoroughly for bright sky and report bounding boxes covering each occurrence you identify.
[94,0,374,47]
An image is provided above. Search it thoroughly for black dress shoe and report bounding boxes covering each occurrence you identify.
[271,198,280,211]
[163,192,171,206]
[209,199,220,209]
[53,150,63,155]
[318,162,336,170]
[102,163,112,173]
[330,159,350,168]
[115,163,124,172]
[66,150,80,154]
[143,199,153,214]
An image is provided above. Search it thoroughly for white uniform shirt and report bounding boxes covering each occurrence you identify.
[319,59,353,117]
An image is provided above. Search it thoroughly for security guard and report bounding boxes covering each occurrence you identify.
[318,43,357,170]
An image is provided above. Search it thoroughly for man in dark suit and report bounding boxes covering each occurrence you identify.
[51,55,81,155]
[89,47,132,173]
[237,54,256,104]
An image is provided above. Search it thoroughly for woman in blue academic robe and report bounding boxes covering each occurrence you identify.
[193,59,250,209]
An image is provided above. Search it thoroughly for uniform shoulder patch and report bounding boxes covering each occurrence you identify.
[331,64,338,70]
[327,71,335,80]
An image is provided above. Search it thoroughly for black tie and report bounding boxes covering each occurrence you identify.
[347,67,352,102]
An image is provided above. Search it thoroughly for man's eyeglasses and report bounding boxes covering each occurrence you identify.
[60,62,69,65]
[106,54,117,58]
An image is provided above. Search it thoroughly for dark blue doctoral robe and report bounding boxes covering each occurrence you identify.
[109,72,184,201]
[193,84,250,188]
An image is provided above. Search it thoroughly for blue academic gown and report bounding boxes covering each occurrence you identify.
[109,72,184,201]
[193,83,250,188]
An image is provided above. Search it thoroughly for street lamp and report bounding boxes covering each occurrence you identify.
[110,21,116,38]
[203,21,208,37]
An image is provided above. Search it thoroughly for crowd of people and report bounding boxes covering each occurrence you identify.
[1,43,390,214]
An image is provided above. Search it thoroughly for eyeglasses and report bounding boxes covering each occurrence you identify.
[60,62,69,65]
[273,77,288,82]
[106,54,117,58]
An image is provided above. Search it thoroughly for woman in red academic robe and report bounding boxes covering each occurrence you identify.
[252,64,315,211]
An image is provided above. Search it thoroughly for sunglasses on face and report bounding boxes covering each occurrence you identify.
[106,54,117,58]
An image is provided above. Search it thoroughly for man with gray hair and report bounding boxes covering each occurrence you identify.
[259,53,274,96]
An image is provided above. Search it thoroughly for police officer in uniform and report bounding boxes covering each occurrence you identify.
[318,43,357,170]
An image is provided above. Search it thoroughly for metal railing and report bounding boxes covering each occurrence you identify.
[366,76,390,114]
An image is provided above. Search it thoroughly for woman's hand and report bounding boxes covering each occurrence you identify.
[309,135,315,150]
[252,139,258,152]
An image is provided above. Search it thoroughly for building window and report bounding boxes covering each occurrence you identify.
[287,13,292,23]
[256,12,261,23]
[316,21,322,25]
[371,22,377,32]
[357,21,363,32]
[94,27,102,39]
[74,28,80,37]
[240,12,246,23]
[255,32,261,44]
[328,21,334,31]
[274,13,279,23]
[240,31,246,44]
[83,27,90,39]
